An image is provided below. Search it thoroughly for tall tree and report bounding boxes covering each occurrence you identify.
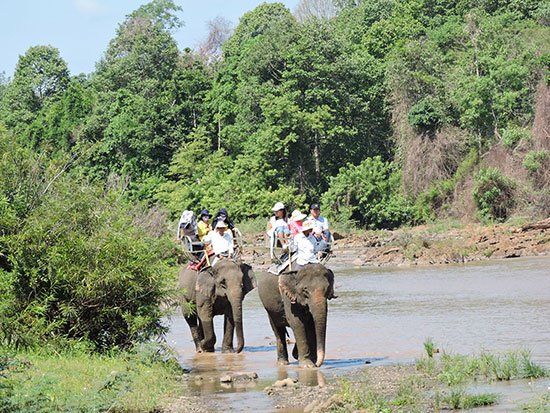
[77,0,203,189]
[0,46,69,136]
[207,3,299,153]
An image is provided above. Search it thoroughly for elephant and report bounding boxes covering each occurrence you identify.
[178,259,256,353]
[258,263,336,368]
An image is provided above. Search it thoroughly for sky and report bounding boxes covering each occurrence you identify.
[0,0,300,78]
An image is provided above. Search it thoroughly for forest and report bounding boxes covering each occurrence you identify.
[0,0,549,372]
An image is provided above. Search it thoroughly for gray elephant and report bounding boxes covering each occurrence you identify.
[178,259,256,353]
[258,263,336,368]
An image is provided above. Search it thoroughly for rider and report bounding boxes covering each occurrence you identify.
[307,203,330,242]
[267,202,290,249]
[203,220,234,266]
[288,209,307,237]
[197,209,212,241]
[212,208,235,231]
[293,220,327,271]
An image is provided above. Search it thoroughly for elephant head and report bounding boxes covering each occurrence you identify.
[196,259,256,353]
[279,263,335,367]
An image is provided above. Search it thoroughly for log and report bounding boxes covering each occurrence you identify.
[521,218,550,231]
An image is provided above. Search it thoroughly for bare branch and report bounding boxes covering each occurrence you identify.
[196,16,234,65]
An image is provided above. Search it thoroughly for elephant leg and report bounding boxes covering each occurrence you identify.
[288,311,315,368]
[267,314,289,365]
[222,312,235,353]
[198,304,216,352]
[184,313,203,352]
[305,320,318,365]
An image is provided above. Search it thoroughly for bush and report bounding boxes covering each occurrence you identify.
[472,168,516,222]
[501,126,530,149]
[414,180,454,221]
[0,131,175,350]
[523,150,549,173]
[322,157,415,229]
[408,96,446,132]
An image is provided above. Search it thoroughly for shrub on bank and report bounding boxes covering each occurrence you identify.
[0,130,176,351]
[322,157,416,230]
[472,168,516,222]
[523,149,549,174]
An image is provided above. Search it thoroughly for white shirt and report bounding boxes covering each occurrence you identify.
[204,230,234,256]
[267,216,289,237]
[307,215,329,233]
[293,232,327,266]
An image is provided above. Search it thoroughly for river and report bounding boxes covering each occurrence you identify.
[166,256,550,411]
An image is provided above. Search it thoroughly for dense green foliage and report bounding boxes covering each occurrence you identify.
[323,157,414,229]
[0,128,174,350]
[2,0,548,224]
[0,0,548,351]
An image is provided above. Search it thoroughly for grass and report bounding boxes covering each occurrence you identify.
[520,392,550,412]
[333,344,548,412]
[0,343,184,413]
[334,376,395,413]
[443,390,499,409]
[423,337,435,358]
[424,218,464,234]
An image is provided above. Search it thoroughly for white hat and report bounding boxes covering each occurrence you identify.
[290,209,307,222]
[272,202,285,212]
[301,220,315,232]
[215,220,228,229]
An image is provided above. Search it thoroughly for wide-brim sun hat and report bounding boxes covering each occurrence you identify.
[301,220,315,232]
[215,220,228,229]
[272,202,285,212]
[290,209,307,221]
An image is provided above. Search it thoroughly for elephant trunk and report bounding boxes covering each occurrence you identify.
[312,291,328,367]
[231,297,245,353]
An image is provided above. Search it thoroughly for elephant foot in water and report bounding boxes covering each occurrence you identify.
[221,347,235,354]
[277,358,289,366]
[299,359,317,368]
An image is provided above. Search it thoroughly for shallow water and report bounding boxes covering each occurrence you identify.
[166,256,550,411]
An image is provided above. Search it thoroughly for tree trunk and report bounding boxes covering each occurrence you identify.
[314,132,320,185]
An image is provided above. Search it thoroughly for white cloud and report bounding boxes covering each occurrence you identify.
[74,0,102,14]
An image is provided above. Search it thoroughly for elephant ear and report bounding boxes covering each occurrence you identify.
[195,268,216,300]
[279,271,308,305]
[326,268,337,300]
[241,263,257,295]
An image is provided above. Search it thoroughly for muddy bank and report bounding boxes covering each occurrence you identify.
[241,220,550,269]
